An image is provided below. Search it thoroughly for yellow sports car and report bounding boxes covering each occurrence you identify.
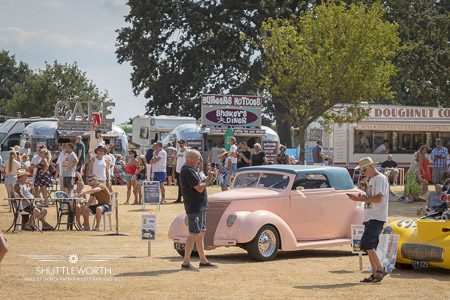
[383,212,450,269]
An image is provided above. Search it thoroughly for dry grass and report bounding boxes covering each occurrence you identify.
[0,184,449,300]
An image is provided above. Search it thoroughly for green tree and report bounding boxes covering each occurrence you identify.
[116,0,314,147]
[260,1,400,161]
[0,50,31,118]
[5,61,110,118]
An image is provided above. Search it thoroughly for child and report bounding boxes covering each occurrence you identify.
[218,151,231,191]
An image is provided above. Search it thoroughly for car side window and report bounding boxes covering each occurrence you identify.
[258,173,290,189]
[292,174,331,190]
[233,172,260,189]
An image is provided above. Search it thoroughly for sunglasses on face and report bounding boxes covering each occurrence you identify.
[361,168,367,173]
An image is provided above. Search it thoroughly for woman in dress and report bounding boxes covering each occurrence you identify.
[416,145,431,183]
[251,143,268,166]
[218,151,231,191]
[5,151,21,212]
[134,155,147,205]
[120,150,139,204]
[403,161,428,203]
[34,148,52,205]
[276,145,289,164]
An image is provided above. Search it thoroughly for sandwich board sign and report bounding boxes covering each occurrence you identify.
[141,214,156,257]
[143,181,160,211]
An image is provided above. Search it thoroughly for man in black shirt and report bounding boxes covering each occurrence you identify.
[381,154,399,185]
[237,142,251,168]
[179,150,218,270]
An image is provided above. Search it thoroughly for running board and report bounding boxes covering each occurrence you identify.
[295,238,352,250]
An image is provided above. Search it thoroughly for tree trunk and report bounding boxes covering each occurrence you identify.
[298,126,307,163]
[274,103,292,147]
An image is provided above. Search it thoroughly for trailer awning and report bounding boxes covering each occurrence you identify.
[57,130,118,139]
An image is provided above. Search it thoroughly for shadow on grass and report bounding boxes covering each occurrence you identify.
[328,270,355,274]
[159,249,354,265]
[391,267,450,281]
[117,269,182,277]
[294,282,361,290]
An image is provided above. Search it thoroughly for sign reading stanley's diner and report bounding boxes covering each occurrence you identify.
[201,94,262,129]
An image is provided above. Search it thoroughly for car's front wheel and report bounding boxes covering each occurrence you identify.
[246,225,280,261]
[174,242,198,257]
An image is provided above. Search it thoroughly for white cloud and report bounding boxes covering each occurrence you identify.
[0,27,113,50]
[40,0,65,10]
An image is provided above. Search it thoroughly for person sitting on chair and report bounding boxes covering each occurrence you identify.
[80,174,111,231]
[14,169,54,231]
[380,155,399,185]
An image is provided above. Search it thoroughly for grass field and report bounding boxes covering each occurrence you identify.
[0,183,449,299]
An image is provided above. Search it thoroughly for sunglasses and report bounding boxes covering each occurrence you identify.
[361,168,367,173]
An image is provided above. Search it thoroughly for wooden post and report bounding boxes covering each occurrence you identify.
[148,241,151,257]
[359,252,363,270]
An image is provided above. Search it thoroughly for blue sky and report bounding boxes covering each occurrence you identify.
[0,0,147,124]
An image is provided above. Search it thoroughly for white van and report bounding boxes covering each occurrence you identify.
[132,115,197,148]
[0,117,56,160]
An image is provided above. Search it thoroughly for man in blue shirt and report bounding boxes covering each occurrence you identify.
[431,139,448,184]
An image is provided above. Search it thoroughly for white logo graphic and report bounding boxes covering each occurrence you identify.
[68,254,78,264]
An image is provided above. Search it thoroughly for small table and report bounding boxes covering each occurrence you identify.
[54,198,85,231]
[3,198,44,233]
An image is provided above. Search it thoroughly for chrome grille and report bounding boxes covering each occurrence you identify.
[401,243,444,262]
[204,201,231,248]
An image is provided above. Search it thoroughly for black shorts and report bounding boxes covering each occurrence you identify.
[89,204,111,214]
[360,220,385,251]
[63,177,75,188]
[166,166,173,175]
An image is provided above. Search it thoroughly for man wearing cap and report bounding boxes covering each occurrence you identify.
[348,157,389,283]
[14,169,54,231]
[174,139,187,203]
[80,174,111,231]
[431,139,448,184]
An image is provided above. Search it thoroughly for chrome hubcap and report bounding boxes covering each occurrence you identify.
[258,230,276,257]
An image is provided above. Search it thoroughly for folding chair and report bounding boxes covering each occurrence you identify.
[54,191,75,230]
[92,192,119,231]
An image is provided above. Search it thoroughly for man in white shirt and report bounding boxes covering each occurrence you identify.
[174,139,187,203]
[359,132,370,148]
[150,141,167,203]
[374,140,390,154]
[60,144,78,194]
[348,157,389,283]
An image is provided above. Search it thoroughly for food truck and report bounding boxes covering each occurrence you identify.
[331,104,450,172]
[132,115,196,149]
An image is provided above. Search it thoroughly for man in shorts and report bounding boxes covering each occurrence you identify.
[80,174,111,231]
[60,144,78,194]
[150,141,167,203]
[348,157,389,283]
[179,150,217,270]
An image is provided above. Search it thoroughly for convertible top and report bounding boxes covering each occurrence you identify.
[236,165,355,190]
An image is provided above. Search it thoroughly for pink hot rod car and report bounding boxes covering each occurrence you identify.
[168,165,364,261]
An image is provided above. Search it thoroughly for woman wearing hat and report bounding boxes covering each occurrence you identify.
[88,146,110,198]
[4,150,21,212]
[276,145,289,164]
[218,149,231,191]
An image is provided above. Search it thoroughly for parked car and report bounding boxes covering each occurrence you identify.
[168,165,364,261]
[383,210,450,270]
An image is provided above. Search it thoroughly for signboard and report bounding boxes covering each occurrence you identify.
[54,101,115,131]
[262,141,278,163]
[143,181,160,210]
[351,224,365,253]
[209,128,266,135]
[369,234,400,274]
[201,94,262,129]
[141,214,156,241]
[224,128,234,151]
[186,140,203,150]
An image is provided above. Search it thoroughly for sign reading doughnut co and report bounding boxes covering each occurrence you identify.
[201,94,262,129]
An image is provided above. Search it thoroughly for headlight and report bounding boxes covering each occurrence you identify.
[382,225,394,234]
[227,213,237,228]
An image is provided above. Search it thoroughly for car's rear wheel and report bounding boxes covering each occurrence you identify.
[174,242,198,257]
[247,225,280,261]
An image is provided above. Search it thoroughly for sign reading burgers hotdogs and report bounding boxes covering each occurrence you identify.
[201,94,262,129]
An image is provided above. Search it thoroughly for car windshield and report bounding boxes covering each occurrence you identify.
[233,172,290,190]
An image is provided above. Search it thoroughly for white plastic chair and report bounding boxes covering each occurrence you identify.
[92,192,119,231]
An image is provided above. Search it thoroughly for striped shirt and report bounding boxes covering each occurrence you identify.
[431,147,448,169]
